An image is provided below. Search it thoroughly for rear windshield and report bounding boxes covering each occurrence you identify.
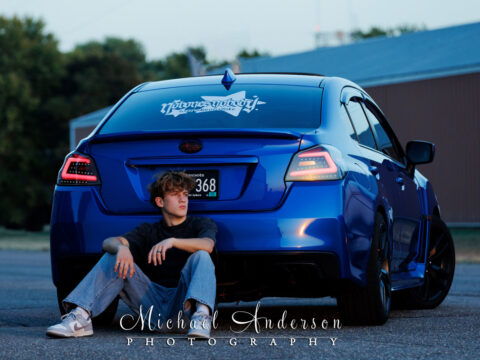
[98,84,321,134]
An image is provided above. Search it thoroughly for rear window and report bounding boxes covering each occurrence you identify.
[98,85,321,134]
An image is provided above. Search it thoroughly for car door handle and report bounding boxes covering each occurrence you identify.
[369,166,379,175]
[395,177,404,185]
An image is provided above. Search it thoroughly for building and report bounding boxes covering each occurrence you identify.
[70,106,112,152]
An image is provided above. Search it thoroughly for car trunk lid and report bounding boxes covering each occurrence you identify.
[87,130,302,213]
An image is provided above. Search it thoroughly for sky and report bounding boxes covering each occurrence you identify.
[1,0,479,62]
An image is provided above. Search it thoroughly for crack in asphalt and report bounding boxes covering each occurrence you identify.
[0,322,29,327]
[449,293,480,297]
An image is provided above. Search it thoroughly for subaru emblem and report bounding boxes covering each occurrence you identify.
[179,140,202,154]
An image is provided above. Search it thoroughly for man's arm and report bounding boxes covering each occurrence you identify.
[102,236,135,279]
[172,237,214,253]
[102,236,129,254]
[148,237,214,266]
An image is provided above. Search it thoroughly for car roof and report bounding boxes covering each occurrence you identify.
[137,73,327,92]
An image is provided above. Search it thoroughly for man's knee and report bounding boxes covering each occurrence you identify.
[181,251,216,288]
[189,250,211,261]
[98,252,118,271]
[101,252,117,263]
[186,250,214,269]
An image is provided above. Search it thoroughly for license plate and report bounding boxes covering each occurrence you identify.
[185,170,219,199]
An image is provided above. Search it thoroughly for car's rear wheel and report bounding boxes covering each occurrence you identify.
[56,286,119,326]
[393,215,455,309]
[336,212,391,325]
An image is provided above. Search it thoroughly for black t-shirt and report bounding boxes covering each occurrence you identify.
[122,216,217,287]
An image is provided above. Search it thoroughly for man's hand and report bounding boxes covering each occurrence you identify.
[148,238,176,266]
[115,245,135,279]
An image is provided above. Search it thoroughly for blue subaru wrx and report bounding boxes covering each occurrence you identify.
[50,71,455,325]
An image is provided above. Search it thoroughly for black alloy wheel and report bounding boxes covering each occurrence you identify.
[337,212,392,325]
[393,215,455,309]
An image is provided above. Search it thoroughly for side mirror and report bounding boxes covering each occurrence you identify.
[406,140,435,165]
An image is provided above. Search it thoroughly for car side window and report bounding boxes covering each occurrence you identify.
[362,102,405,164]
[341,105,357,140]
[345,99,377,149]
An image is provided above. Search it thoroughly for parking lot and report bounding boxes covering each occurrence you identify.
[0,250,479,359]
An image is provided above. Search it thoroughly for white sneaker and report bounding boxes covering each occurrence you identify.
[187,311,212,339]
[46,308,93,338]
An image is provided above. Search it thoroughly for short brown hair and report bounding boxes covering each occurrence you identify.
[149,171,195,208]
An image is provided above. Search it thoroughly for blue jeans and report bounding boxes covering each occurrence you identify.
[62,250,216,329]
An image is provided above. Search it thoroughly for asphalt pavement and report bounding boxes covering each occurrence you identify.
[0,250,478,360]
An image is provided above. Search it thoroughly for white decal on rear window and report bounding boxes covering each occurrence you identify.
[160,91,266,117]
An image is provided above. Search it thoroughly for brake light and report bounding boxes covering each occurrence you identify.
[285,146,343,181]
[57,153,100,185]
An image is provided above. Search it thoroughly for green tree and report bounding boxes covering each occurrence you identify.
[205,49,268,72]
[0,16,65,229]
[144,46,207,80]
[236,49,268,59]
[61,37,147,118]
[395,24,427,35]
[351,26,391,40]
[161,51,191,79]
[187,46,207,64]
[350,24,426,41]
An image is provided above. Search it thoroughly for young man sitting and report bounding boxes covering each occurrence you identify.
[46,171,217,338]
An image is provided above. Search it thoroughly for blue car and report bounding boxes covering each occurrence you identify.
[50,70,455,325]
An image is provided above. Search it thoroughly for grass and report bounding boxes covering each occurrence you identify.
[451,228,480,263]
[0,226,479,262]
[0,226,50,251]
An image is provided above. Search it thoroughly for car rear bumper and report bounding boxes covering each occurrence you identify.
[50,181,366,290]
[216,251,341,301]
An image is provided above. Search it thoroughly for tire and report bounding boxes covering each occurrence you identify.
[56,286,119,326]
[336,212,392,325]
[392,215,455,309]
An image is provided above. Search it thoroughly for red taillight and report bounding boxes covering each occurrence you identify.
[58,153,100,185]
[285,146,344,181]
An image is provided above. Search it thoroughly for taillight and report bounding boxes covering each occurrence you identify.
[285,146,344,181]
[57,153,100,185]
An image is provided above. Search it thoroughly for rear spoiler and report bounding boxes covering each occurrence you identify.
[89,129,303,144]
